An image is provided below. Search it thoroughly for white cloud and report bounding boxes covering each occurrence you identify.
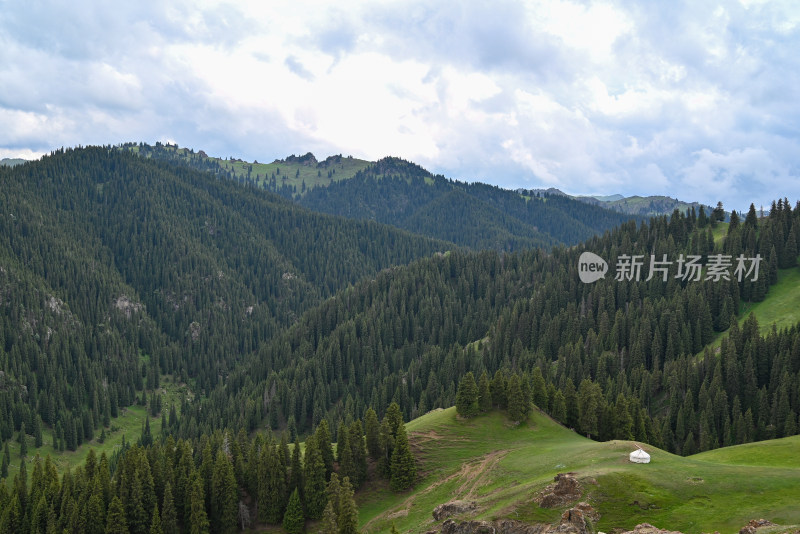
[0,0,799,210]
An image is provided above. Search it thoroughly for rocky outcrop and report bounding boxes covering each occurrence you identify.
[551,508,590,534]
[537,473,583,508]
[440,518,549,534]
[438,506,591,534]
[612,524,684,534]
[739,519,776,534]
[433,501,478,520]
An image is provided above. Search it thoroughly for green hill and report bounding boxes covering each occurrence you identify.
[359,408,800,533]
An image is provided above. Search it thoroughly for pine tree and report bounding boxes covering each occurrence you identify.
[552,390,567,423]
[364,408,381,460]
[531,367,547,409]
[149,503,163,534]
[189,474,210,534]
[105,496,128,534]
[614,394,634,440]
[338,430,354,483]
[478,371,492,412]
[18,423,27,458]
[303,438,327,520]
[337,477,359,534]
[316,420,334,478]
[161,482,178,534]
[506,374,528,423]
[282,488,304,534]
[390,424,416,491]
[290,437,303,495]
[1,443,8,478]
[455,372,479,418]
[211,452,238,534]
[320,501,338,534]
[348,420,367,488]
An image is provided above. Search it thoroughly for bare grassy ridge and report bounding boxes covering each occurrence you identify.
[359,407,800,533]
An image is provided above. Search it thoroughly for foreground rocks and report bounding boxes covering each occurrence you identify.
[738,519,776,534]
[608,524,685,534]
[438,505,592,534]
[433,501,478,521]
[536,473,583,508]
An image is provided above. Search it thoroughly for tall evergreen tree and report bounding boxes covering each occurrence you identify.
[161,482,178,534]
[188,474,210,534]
[105,496,128,534]
[282,488,304,534]
[337,477,359,534]
[455,372,479,418]
[506,374,528,423]
[303,438,327,520]
[364,408,381,460]
[390,424,416,491]
[211,452,238,534]
[478,371,492,412]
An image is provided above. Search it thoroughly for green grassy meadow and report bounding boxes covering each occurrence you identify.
[4,376,188,485]
[133,144,372,195]
[359,407,800,533]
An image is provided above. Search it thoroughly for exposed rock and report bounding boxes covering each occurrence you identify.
[441,518,549,534]
[114,295,142,318]
[614,524,684,534]
[573,502,599,522]
[433,501,478,521]
[537,473,583,508]
[739,519,776,534]
[439,506,590,534]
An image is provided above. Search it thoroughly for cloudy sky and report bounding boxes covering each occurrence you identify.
[2,0,799,210]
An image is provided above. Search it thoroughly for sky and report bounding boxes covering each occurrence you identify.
[1,0,799,211]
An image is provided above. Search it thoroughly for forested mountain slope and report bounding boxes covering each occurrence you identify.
[124,143,640,251]
[298,157,639,250]
[189,200,800,458]
[0,147,449,452]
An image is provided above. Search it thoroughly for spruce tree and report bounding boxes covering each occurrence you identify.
[161,482,178,534]
[506,374,528,423]
[455,372,479,418]
[531,367,547,409]
[18,423,27,458]
[338,430,355,483]
[188,474,210,534]
[105,496,128,534]
[282,488,304,534]
[303,438,327,520]
[149,503,163,534]
[364,408,382,460]
[211,452,238,534]
[348,420,368,488]
[337,476,359,534]
[478,371,492,412]
[316,420,334,478]
[390,424,416,491]
[319,501,338,534]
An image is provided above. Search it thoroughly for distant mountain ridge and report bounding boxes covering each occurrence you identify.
[122,143,641,251]
[527,187,714,217]
[0,157,28,167]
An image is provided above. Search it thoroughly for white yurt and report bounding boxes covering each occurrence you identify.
[629,448,651,464]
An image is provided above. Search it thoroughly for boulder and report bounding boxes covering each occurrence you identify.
[537,473,583,508]
[739,519,776,534]
[433,501,478,521]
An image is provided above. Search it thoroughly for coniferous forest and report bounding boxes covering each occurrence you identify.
[0,146,799,532]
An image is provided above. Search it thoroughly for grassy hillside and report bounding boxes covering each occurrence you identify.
[126,142,371,194]
[739,267,800,334]
[359,408,800,533]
